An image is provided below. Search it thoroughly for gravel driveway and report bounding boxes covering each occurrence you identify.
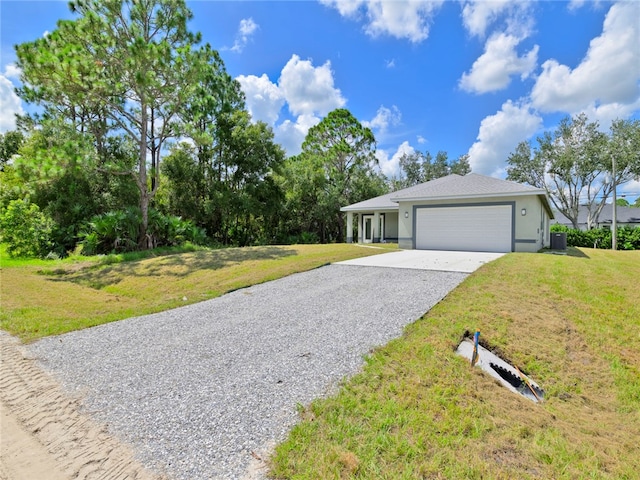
[29,264,467,480]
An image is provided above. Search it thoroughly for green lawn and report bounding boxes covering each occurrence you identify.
[0,243,395,342]
[270,248,640,479]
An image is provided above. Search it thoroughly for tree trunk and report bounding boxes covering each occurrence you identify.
[138,106,150,249]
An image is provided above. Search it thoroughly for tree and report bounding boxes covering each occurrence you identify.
[281,108,384,243]
[393,150,471,190]
[16,0,202,248]
[507,114,640,229]
[0,131,24,171]
[0,199,53,258]
[160,111,285,246]
[616,198,630,207]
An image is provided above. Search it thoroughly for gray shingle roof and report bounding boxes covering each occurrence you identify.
[553,205,640,226]
[390,173,545,200]
[341,173,552,214]
[340,190,399,211]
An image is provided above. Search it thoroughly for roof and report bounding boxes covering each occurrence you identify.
[340,190,399,211]
[553,204,640,225]
[341,173,554,217]
[389,173,546,201]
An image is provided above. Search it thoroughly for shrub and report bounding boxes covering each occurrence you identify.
[0,198,54,258]
[80,207,209,255]
[550,224,640,250]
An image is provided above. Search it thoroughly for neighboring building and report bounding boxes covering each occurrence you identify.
[552,204,640,230]
[341,173,554,253]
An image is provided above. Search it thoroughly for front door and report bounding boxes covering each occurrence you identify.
[363,215,373,243]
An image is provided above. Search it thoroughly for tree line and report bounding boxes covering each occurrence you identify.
[5,1,635,259]
[0,0,472,258]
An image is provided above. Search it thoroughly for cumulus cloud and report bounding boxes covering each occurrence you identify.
[531,2,640,116]
[231,18,258,53]
[579,98,640,130]
[275,114,321,157]
[376,140,415,178]
[3,64,21,80]
[460,32,538,94]
[0,74,23,133]
[321,0,444,43]
[467,100,542,177]
[236,54,345,155]
[417,135,427,144]
[363,105,401,135]
[236,73,285,125]
[279,54,345,117]
[461,0,513,38]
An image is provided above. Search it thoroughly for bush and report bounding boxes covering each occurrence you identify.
[550,224,640,250]
[0,198,54,258]
[80,207,209,255]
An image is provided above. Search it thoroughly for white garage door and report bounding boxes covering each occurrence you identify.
[415,205,513,252]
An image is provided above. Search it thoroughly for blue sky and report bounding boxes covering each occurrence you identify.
[1,1,639,199]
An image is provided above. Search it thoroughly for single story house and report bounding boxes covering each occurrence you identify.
[341,173,555,253]
[552,204,640,230]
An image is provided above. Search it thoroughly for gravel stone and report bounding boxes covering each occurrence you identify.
[29,264,467,480]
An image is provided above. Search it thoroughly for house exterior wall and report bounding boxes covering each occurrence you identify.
[384,212,399,241]
[397,195,550,252]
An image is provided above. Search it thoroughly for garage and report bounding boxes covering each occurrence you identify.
[415,204,513,253]
[342,173,554,253]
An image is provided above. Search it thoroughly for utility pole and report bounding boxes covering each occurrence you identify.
[612,155,617,250]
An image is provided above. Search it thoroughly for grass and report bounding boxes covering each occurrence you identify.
[3,244,638,478]
[269,248,640,479]
[0,243,395,342]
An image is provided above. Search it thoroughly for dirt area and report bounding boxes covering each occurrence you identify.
[0,332,162,480]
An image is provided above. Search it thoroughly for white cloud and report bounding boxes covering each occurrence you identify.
[231,18,258,53]
[278,54,346,117]
[568,0,587,12]
[461,0,513,38]
[3,64,21,80]
[531,2,640,115]
[460,32,538,94]
[579,98,640,131]
[321,0,444,43]
[376,140,415,178]
[0,74,23,133]
[467,100,542,177]
[417,135,426,144]
[236,54,345,155]
[236,73,285,125]
[320,0,364,17]
[363,105,401,135]
[386,58,396,68]
[275,114,321,157]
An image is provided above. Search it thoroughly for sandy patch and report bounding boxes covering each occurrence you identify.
[0,332,163,480]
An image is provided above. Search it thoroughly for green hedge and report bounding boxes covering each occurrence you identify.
[551,224,640,250]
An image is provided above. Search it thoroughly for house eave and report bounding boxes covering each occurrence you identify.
[340,205,398,212]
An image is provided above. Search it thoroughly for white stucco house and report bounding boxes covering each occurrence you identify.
[341,173,555,253]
